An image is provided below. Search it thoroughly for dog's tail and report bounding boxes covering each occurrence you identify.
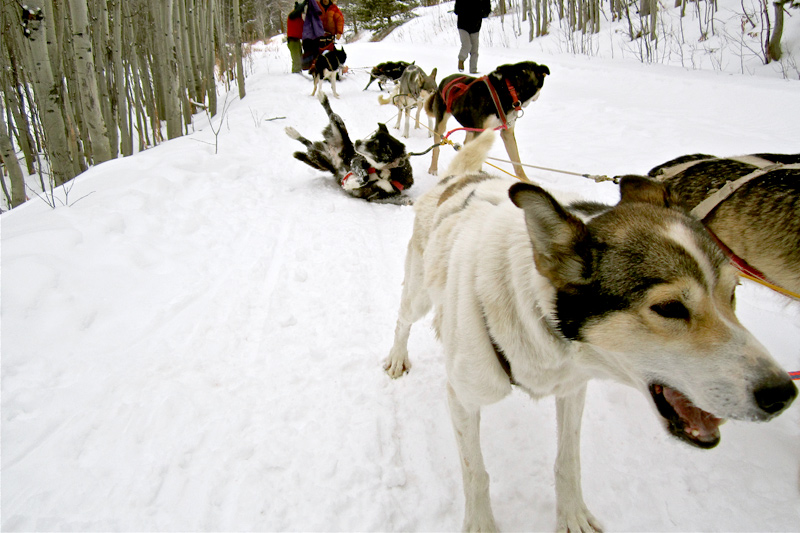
[443,130,495,177]
[378,86,399,106]
[423,92,436,118]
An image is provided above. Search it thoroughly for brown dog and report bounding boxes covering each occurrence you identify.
[648,153,800,295]
[424,61,549,179]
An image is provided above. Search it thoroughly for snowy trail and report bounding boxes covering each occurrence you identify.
[3,16,800,532]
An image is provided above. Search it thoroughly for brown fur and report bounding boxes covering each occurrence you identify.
[648,153,800,295]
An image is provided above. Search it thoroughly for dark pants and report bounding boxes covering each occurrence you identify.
[302,38,320,70]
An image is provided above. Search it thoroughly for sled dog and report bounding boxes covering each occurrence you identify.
[378,65,438,139]
[364,60,412,91]
[384,131,797,531]
[648,153,800,296]
[310,46,347,99]
[424,61,549,180]
[285,94,413,204]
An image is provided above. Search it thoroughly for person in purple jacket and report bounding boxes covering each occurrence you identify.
[301,0,324,70]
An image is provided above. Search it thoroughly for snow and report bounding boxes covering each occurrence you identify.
[3,2,800,531]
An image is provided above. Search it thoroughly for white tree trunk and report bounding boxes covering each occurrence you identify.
[68,0,112,163]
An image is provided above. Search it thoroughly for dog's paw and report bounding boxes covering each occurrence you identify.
[383,353,411,379]
[556,507,603,533]
[428,166,438,176]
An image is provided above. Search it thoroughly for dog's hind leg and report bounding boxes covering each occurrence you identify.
[330,74,339,98]
[447,383,498,533]
[499,127,528,181]
[555,386,603,533]
[385,239,431,378]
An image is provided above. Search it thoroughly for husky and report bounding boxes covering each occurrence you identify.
[310,46,347,98]
[425,61,549,180]
[384,131,797,531]
[285,94,413,204]
[647,153,800,296]
[364,60,412,91]
[378,65,438,139]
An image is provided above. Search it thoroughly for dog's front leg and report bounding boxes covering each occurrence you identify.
[394,104,403,131]
[331,75,339,98]
[499,128,528,181]
[448,383,497,533]
[311,78,318,97]
[554,386,602,533]
[384,240,431,378]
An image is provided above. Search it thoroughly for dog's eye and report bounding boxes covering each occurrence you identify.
[650,301,690,321]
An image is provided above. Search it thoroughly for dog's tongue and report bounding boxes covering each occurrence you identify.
[663,386,722,440]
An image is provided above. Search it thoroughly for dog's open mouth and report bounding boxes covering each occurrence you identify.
[649,383,724,449]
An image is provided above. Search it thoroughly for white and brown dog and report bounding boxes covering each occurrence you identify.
[378,65,437,139]
[384,131,797,531]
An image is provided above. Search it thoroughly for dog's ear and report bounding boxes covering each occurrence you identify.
[509,182,591,288]
[536,64,550,77]
[377,123,389,134]
[618,175,679,208]
[429,67,437,84]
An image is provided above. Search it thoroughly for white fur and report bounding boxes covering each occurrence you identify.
[384,130,795,532]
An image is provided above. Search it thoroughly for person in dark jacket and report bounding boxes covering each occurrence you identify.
[455,0,492,74]
[287,2,305,73]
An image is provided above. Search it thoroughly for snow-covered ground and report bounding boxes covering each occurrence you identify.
[2,3,800,531]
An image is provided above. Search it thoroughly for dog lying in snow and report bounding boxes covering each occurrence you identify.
[647,153,800,296]
[384,130,797,531]
[285,94,413,204]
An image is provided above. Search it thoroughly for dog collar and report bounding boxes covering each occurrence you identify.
[506,79,523,115]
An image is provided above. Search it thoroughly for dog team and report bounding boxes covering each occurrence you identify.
[283,14,799,532]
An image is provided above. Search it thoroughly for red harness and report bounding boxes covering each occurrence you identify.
[441,75,523,130]
[342,167,405,191]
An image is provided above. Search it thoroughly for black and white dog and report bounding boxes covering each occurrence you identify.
[310,46,347,98]
[363,60,412,91]
[285,94,413,204]
[425,61,550,180]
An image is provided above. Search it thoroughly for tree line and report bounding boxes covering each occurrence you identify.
[0,0,248,209]
[2,0,796,210]
[515,0,797,63]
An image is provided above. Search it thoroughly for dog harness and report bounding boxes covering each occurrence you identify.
[341,160,408,192]
[441,75,524,129]
[656,156,800,298]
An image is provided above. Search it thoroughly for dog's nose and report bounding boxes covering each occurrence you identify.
[753,376,798,415]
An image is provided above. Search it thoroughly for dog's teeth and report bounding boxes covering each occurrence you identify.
[690,429,700,437]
